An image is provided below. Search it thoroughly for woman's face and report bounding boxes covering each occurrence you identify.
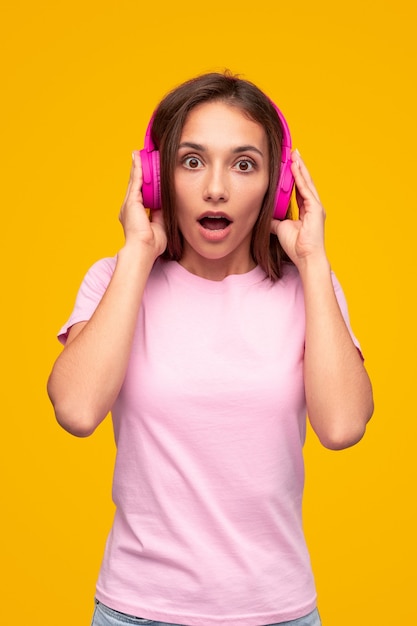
[174,100,269,280]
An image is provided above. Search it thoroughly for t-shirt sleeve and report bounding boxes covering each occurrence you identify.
[331,272,363,358]
[57,256,117,345]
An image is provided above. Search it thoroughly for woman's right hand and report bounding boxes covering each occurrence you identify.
[119,151,167,258]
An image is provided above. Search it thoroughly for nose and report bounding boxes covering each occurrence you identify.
[203,166,229,202]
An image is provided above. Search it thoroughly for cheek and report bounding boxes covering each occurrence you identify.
[173,179,188,215]
[174,194,194,235]
[174,172,199,205]
[239,179,269,212]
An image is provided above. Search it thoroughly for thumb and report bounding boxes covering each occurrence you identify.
[270,218,281,238]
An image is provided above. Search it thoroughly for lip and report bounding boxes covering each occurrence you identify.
[196,211,234,222]
[196,211,233,242]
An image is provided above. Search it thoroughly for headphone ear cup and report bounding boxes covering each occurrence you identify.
[273,156,294,220]
[139,148,161,210]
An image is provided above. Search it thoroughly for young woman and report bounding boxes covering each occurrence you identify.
[47,72,373,626]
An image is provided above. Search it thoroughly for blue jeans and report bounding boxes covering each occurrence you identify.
[91,600,321,626]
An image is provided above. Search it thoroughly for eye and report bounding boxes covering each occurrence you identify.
[235,159,255,172]
[183,156,203,169]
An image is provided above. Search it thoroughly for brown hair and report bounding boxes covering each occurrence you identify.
[151,71,293,281]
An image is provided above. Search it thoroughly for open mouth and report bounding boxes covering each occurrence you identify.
[198,216,232,231]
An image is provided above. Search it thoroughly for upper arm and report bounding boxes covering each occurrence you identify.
[64,321,88,347]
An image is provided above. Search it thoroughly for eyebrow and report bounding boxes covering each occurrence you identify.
[178,142,265,157]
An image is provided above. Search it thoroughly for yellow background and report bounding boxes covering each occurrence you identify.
[1,0,415,623]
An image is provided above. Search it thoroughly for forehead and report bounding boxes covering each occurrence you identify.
[180,101,267,149]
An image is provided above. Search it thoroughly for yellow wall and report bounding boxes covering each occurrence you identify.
[1,0,415,623]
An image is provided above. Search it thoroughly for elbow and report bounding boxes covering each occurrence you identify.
[320,424,367,450]
[47,376,107,438]
[52,398,100,437]
[47,380,101,438]
[54,408,99,437]
[316,401,374,451]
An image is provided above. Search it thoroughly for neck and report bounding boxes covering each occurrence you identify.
[178,253,256,281]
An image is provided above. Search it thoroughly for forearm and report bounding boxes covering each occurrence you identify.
[47,244,156,436]
[301,255,374,449]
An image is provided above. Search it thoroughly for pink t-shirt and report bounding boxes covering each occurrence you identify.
[59,258,360,625]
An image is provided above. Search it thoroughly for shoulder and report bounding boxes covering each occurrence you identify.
[83,256,117,284]
[267,262,304,296]
[69,256,118,316]
[278,263,348,301]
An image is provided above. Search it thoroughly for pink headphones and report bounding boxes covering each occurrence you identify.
[140,101,294,220]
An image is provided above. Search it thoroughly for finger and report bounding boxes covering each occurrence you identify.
[270,218,280,237]
[291,160,321,207]
[129,151,144,199]
[150,208,164,226]
[291,151,321,203]
[123,151,143,207]
[291,150,315,185]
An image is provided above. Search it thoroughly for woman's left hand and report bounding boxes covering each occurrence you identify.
[270,151,327,269]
